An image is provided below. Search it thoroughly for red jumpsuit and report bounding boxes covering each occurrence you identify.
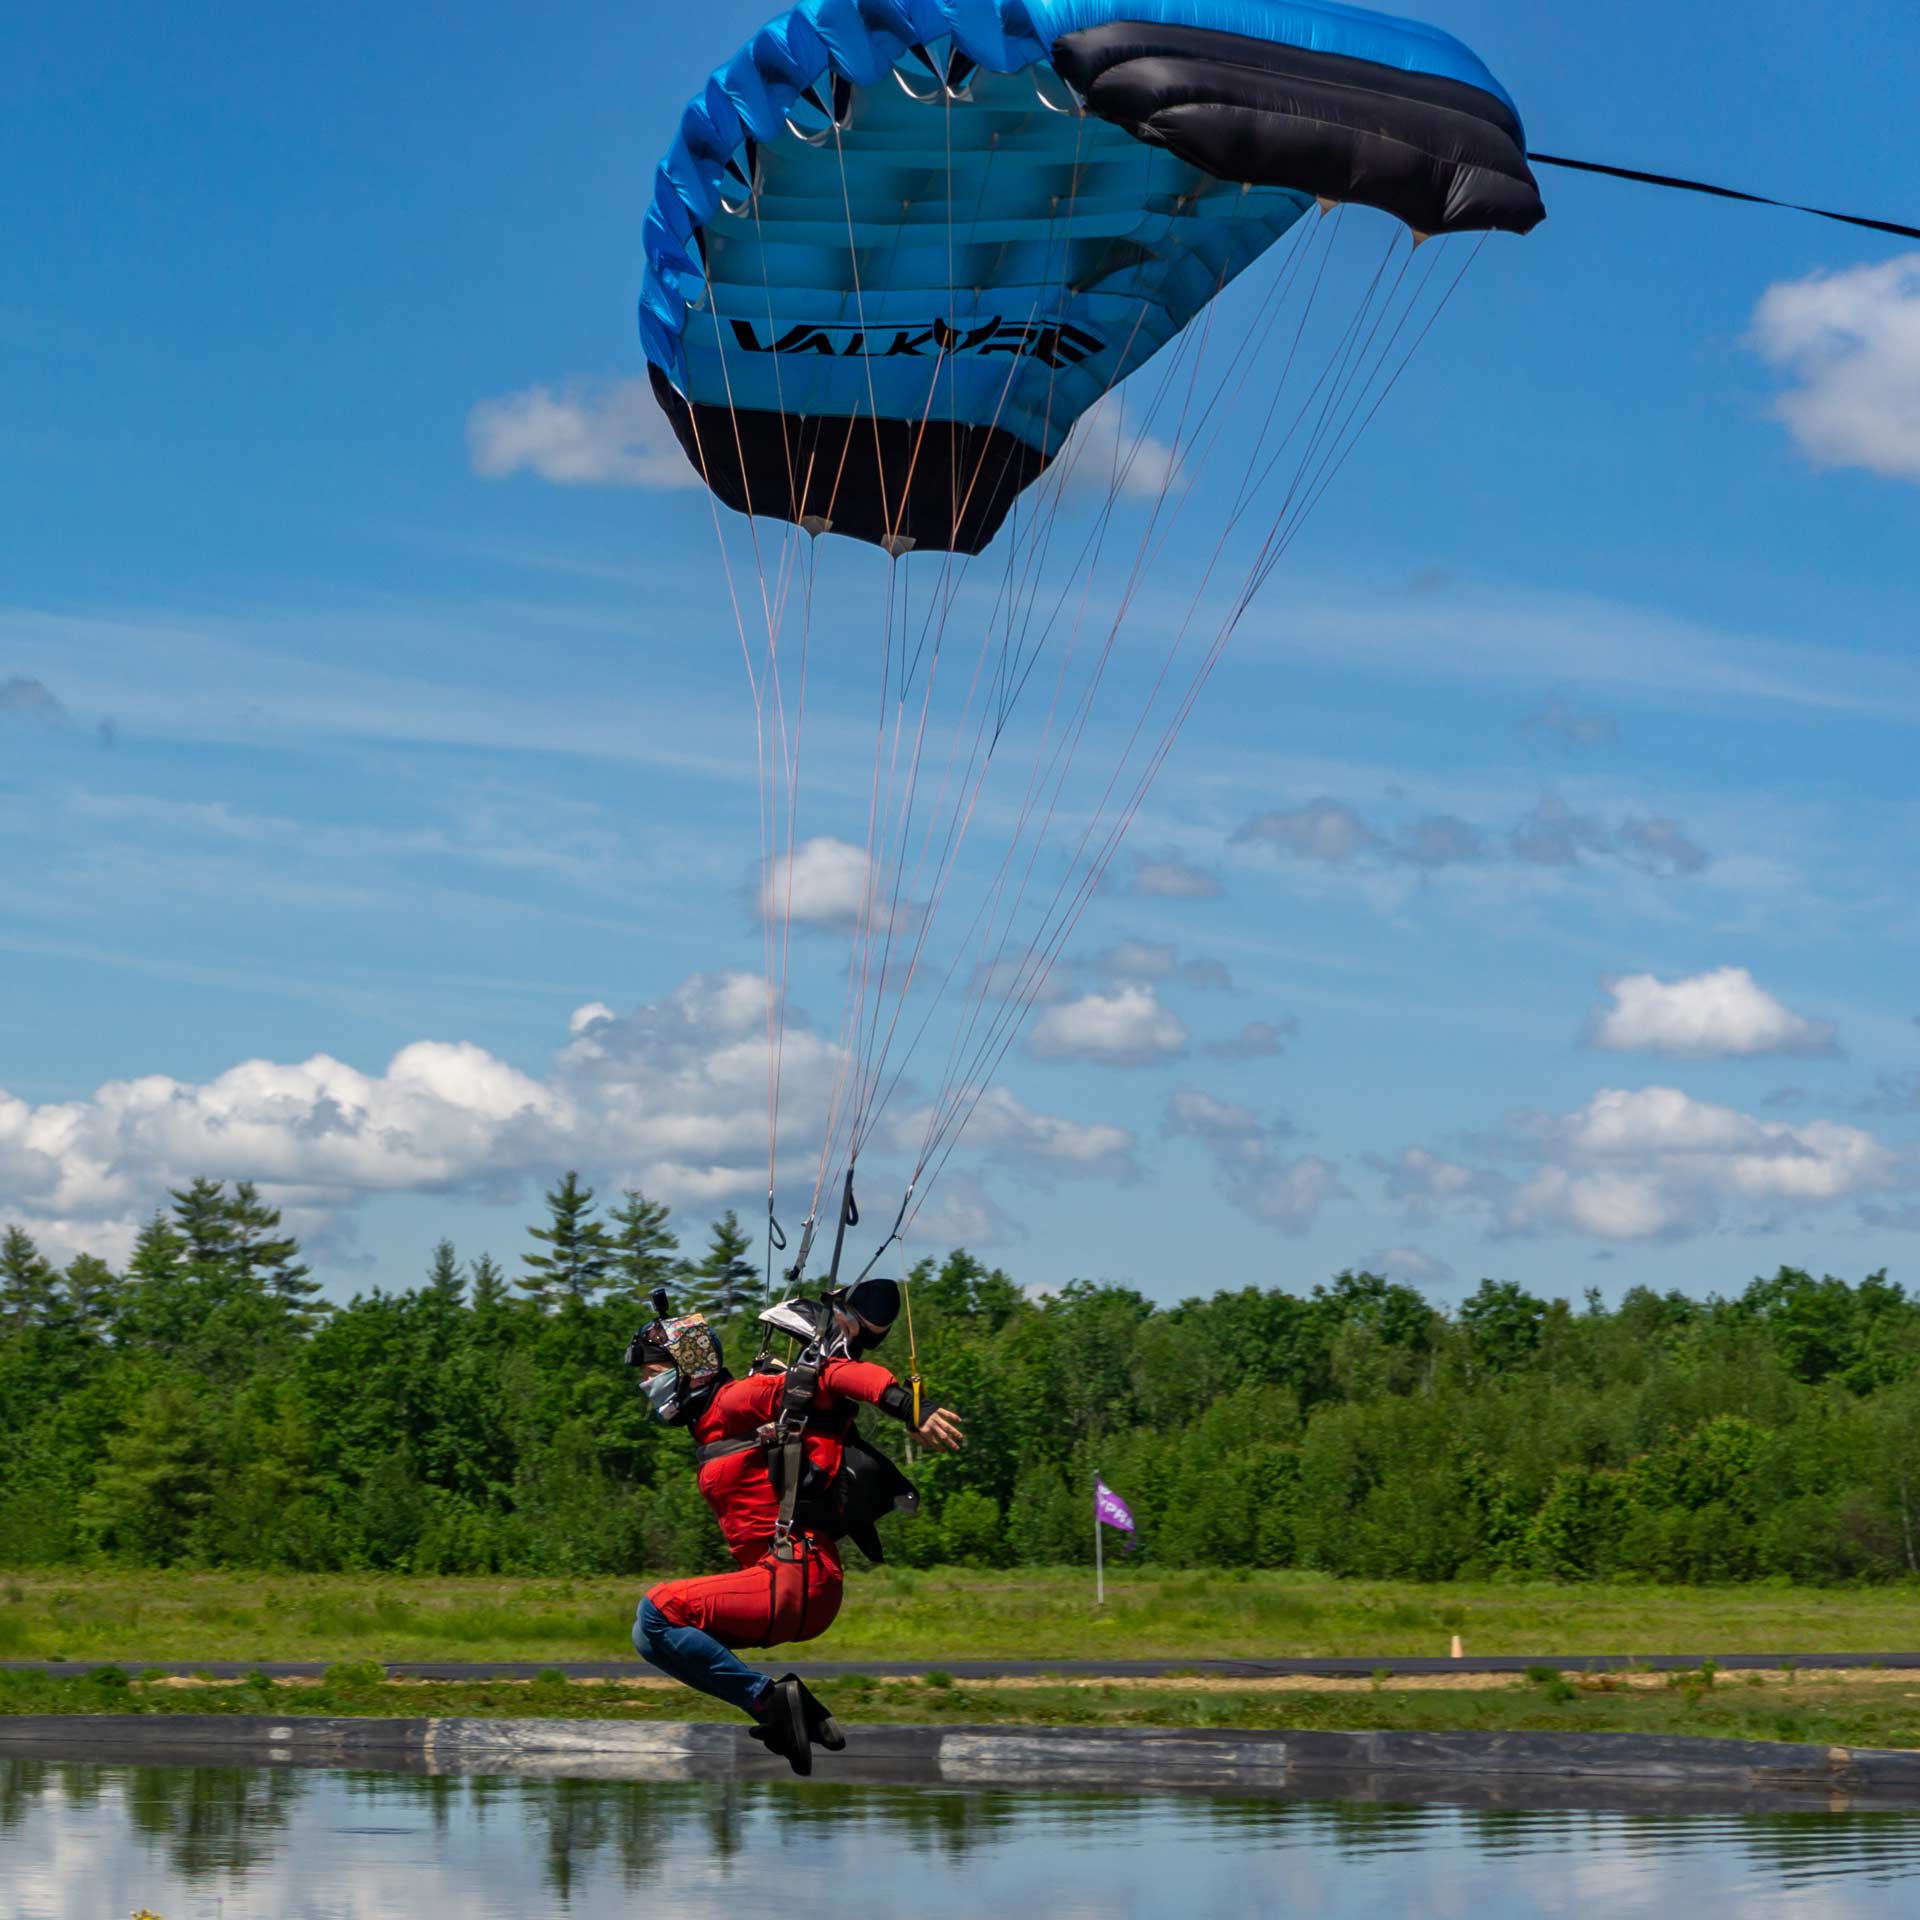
[647,1356,901,1650]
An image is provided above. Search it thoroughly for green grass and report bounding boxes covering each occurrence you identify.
[1,1664,1916,1750]
[2,1566,1917,1665]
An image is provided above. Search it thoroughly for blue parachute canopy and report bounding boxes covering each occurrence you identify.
[641,0,1540,552]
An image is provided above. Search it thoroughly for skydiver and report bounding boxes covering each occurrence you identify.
[627,1277,965,1773]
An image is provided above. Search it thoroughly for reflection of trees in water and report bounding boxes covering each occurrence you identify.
[2,1760,53,1834]
[5,1763,1920,1896]
[123,1764,305,1881]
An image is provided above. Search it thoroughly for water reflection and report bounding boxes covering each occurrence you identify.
[5,1761,1920,1919]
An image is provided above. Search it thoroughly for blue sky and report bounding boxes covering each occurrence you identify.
[4,0,1919,1305]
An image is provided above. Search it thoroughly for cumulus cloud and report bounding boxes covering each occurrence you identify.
[1381,1086,1904,1246]
[760,835,881,932]
[912,1085,1138,1181]
[1233,797,1381,864]
[1129,850,1224,899]
[0,970,1126,1266]
[467,377,701,489]
[1589,966,1838,1059]
[1064,395,1186,502]
[1,676,70,724]
[1510,796,1708,876]
[1369,1145,1507,1226]
[1203,1018,1296,1060]
[1163,1087,1339,1234]
[1749,255,1920,481]
[1027,983,1188,1067]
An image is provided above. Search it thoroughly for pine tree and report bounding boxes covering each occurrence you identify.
[0,1225,59,1330]
[170,1177,238,1280]
[57,1253,123,1341]
[687,1210,756,1318]
[607,1190,678,1309]
[425,1238,465,1307]
[126,1212,187,1288]
[468,1253,509,1315]
[227,1181,322,1323]
[520,1171,612,1307]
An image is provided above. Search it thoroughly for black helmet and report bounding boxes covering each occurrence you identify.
[625,1310,726,1425]
[833,1277,901,1356]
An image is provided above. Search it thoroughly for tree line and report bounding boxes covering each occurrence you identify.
[3,1174,1918,1583]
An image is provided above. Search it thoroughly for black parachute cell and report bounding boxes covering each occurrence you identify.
[1050,24,1544,237]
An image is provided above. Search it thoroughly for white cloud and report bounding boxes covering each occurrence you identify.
[1385,1086,1903,1246]
[1163,1087,1337,1235]
[761,835,880,932]
[924,1085,1137,1179]
[1129,850,1223,899]
[1027,983,1188,1066]
[1063,396,1186,502]
[1370,1145,1505,1226]
[1203,1018,1295,1060]
[1749,255,1920,481]
[0,970,1135,1270]
[1590,966,1838,1059]
[1233,797,1380,864]
[1365,1245,1457,1290]
[467,377,701,489]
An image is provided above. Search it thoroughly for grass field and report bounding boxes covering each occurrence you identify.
[4,1661,1918,1749]
[3,1566,1917,1665]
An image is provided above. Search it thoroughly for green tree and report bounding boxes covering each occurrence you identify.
[685,1210,756,1318]
[469,1253,510,1315]
[0,1226,58,1330]
[607,1191,679,1307]
[1459,1278,1550,1375]
[56,1254,123,1341]
[228,1181,321,1322]
[425,1239,466,1307]
[170,1177,239,1280]
[520,1172,612,1307]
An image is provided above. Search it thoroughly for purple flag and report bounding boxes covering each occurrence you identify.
[1095,1480,1136,1532]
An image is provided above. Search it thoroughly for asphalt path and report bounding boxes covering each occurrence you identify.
[6,1653,1919,1681]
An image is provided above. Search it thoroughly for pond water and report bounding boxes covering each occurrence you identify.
[6,1762,1920,1919]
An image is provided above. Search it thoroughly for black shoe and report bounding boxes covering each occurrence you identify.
[752,1677,813,1776]
[783,1673,846,1752]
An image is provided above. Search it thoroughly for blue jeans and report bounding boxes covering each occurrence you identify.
[633,1596,772,1715]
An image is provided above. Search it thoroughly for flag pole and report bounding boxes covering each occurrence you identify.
[1094,1468,1104,1607]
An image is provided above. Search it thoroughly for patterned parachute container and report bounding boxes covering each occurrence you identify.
[640,0,1542,553]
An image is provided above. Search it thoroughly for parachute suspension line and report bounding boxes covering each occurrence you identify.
[700,245,826,1256]
[909,250,1237,1175]
[907,218,1455,1207]
[921,246,1484,1215]
[865,261,1216,1159]
[829,138,1074,1192]
[809,112,998,1221]
[805,175,931,1226]
[843,161,1094,1164]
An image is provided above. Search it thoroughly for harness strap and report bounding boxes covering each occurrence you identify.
[693,1434,766,1467]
